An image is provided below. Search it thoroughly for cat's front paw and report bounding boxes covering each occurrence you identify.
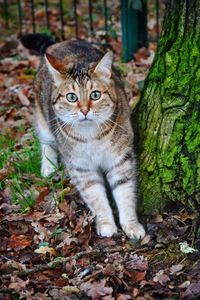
[122,222,145,240]
[96,221,118,237]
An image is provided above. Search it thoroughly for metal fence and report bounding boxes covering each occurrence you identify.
[0,0,164,61]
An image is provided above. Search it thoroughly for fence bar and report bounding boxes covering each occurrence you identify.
[17,0,22,35]
[121,0,148,61]
[88,0,93,36]
[30,0,36,32]
[121,0,138,62]
[138,1,148,48]
[59,0,64,39]
[3,0,9,28]
[73,0,78,38]
[44,0,50,29]
[156,0,160,41]
[103,0,108,43]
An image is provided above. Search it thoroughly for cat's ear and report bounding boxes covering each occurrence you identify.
[93,51,113,79]
[45,53,64,87]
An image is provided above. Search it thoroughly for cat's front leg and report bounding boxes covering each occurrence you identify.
[70,169,117,237]
[36,117,58,177]
[106,157,145,240]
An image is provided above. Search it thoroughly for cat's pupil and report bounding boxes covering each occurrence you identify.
[90,90,101,101]
[66,93,78,102]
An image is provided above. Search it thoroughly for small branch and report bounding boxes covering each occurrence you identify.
[2,245,126,280]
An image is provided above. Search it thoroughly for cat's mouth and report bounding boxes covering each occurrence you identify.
[79,117,92,122]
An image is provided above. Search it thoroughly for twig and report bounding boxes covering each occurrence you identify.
[1,245,126,280]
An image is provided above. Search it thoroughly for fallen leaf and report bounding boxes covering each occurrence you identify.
[170,264,183,274]
[141,234,151,246]
[153,214,163,223]
[61,285,80,294]
[124,269,146,282]
[103,264,115,277]
[80,279,113,300]
[4,260,27,272]
[9,276,29,292]
[0,166,8,181]
[178,281,190,289]
[125,254,148,272]
[31,221,51,242]
[183,280,200,299]
[8,234,32,251]
[153,270,170,286]
[132,288,140,297]
[34,246,58,256]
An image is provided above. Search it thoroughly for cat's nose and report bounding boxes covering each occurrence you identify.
[80,107,89,116]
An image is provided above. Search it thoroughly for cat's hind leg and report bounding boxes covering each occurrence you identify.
[41,143,58,177]
[36,117,58,177]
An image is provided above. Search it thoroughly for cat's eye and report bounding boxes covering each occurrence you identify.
[90,90,101,101]
[66,93,78,103]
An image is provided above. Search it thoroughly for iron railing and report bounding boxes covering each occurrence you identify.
[0,0,164,61]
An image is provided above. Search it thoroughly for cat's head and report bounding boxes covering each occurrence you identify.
[45,51,117,132]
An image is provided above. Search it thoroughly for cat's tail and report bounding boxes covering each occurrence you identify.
[20,33,56,55]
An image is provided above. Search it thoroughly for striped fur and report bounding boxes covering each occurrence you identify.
[34,39,145,239]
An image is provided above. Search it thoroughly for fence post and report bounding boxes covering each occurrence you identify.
[120,0,147,62]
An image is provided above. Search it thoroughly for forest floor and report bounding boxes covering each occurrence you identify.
[0,2,200,298]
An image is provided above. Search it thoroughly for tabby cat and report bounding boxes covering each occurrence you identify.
[21,34,145,239]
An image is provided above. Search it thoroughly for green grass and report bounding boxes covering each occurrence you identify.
[0,129,41,210]
[0,127,66,212]
[0,130,40,175]
[0,134,16,169]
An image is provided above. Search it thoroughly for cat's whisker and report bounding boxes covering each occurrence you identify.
[96,115,127,134]
[107,117,127,132]
[47,116,59,124]
[53,119,72,136]
[67,119,76,138]
[94,119,103,135]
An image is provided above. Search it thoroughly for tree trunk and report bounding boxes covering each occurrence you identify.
[133,0,200,215]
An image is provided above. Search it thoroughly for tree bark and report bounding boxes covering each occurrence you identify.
[133,0,200,215]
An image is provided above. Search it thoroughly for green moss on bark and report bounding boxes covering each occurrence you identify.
[134,0,200,214]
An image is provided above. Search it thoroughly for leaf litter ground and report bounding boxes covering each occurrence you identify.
[0,38,200,300]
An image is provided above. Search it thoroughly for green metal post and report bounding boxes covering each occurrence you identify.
[121,0,148,62]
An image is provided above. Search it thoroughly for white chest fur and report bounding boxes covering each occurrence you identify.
[70,138,118,172]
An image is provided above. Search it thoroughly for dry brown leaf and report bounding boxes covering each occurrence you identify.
[153,270,170,286]
[61,285,80,294]
[80,279,113,300]
[178,280,190,289]
[169,264,183,275]
[153,214,163,223]
[8,234,32,251]
[31,221,51,242]
[126,254,148,272]
[124,269,146,283]
[141,234,151,246]
[4,260,27,272]
[0,166,8,181]
[9,276,29,292]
